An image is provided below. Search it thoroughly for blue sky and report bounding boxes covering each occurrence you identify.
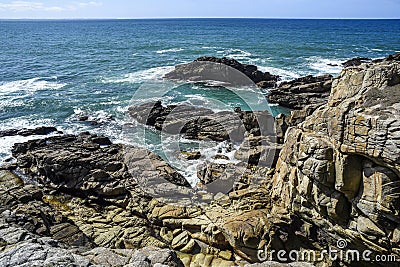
[0,0,399,19]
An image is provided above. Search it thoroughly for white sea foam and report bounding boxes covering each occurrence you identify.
[102,66,175,84]
[0,117,55,132]
[174,140,241,186]
[217,48,252,60]
[258,66,301,81]
[0,77,66,96]
[120,117,242,187]
[0,117,58,164]
[306,56,344,76]
[177,94,229,113]
[0,135,53,164]
[158,136,241,187]
[156,48,184,54]
[0,98,25,111]
[68,108,114,125]
[201,46,220,49]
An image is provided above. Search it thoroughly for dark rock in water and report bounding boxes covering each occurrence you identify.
[373,52,400,63]
[4,157,13,162]
[129,101,276,143]
[164,56,280,88]
[91,136,112,146]
[76,113,113,127]
[195,56,280,84]
[267,74,333,111]
[0,126,58,138]
[342,57,371,68]
[78,115,89,121]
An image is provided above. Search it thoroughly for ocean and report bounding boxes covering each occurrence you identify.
[1,19,399,183]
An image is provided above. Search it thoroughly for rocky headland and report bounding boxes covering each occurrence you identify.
[1,53,400,266]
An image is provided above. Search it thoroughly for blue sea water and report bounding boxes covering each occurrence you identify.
[0,19,399,180]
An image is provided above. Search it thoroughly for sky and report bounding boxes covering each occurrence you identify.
[0,0,399,19]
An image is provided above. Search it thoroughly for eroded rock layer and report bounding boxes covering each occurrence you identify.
[270,54,400,266]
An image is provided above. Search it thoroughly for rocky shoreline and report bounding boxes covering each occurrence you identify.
[1,53,400,266]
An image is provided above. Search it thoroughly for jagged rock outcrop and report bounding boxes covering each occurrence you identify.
[269,54,400,265]
[267,74,333,111]
[373,52,400,63]
[234,135,281,166]
[128,101,276,143]
[3,54,400,267]
[164,56,280,88]
[2,132,278,266]
[0,209,184,267]
[342,57,371,68]
[12,132,191,199]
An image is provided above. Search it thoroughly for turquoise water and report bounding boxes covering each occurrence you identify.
[0,19,399,168]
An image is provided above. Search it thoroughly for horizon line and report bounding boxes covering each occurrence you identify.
[1,17,400,20]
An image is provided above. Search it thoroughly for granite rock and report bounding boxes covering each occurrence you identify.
[269,54,400,264]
